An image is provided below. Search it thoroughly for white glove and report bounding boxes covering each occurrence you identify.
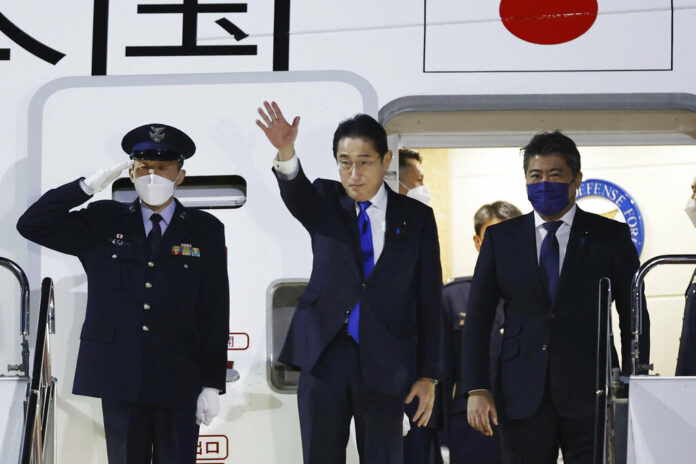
[195,387,220,426]
[402,412,411,437]
[80,160,131,195]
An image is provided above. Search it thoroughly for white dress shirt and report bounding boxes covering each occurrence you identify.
[534,204,577,275]
[274,153,387,264]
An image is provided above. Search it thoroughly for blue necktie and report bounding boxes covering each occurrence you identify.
[540,221,563,303]
[347,201,374,343]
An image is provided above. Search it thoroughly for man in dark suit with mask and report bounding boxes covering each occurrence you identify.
[17,124,229,464]
[461,131,650,464]
[256,101,443,464]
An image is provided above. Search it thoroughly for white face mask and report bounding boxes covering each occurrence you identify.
[133,171,179,207]
[400,181,432,205]
[685,197,696,228]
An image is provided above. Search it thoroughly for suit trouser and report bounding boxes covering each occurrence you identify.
[403,403,443,464]
[447,412,501,464]
[102,399,199,464]
[498,381,593,464]
[297,331,404,464]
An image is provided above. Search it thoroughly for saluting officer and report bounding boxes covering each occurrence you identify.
[17,124,230,464]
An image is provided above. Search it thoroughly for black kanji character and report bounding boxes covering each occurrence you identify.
[125,0,257,58]
[0,10,65,64]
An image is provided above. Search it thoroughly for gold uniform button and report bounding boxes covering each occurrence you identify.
[143,303,151,310]
[142,325,150,332]
[111,254,117,259]
[145,282,152,289]
[147,261,155,268]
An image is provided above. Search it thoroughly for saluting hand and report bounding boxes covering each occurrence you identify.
[82,160,132,195]
[256,101,300,161]
[467,390,498,436]
[405,378,436,427]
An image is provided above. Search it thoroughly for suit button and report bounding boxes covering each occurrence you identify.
[143,303,150,310]
[499,328,504,335]
[549,313,556,319]
[142,325,150,332]
[184,264,189,269]
[111,254,117,259]
[361,282,367,288]
[542,344,548,351]
[345,309,351,315]
[145,282,152,289]
[147,261,155,268]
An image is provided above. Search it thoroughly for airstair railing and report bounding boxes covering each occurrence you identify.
[0,257,30,376]
[596,254,696,464]
[594,277,612,464]
[19,277,56,464]
[630,255,696,375]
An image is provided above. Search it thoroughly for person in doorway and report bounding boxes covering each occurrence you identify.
[397,148,442,464]
[442,201,521,464]
[461,131,650,464]
[256,101,443,464]
[398,148,432,206]
[17,124,229,464]
[677,175,696,375]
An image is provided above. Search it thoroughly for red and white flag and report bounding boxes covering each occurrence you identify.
[424,0,672,72]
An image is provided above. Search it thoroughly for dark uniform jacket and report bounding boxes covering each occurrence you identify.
[460,208,650,420]
[274,164,443,398]
[442,277,503,417]
[17,179,229,409]
[676,268,696,375]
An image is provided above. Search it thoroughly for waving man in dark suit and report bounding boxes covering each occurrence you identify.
[461,131,650,464]
[257,102,443,464]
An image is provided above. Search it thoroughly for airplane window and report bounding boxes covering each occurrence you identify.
[267,280,307,392]
[112,175,246,209]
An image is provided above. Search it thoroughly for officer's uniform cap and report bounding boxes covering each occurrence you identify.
[122,124,196,161]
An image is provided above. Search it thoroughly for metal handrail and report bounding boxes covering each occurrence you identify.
[595,277,612,464]
[19,277,56,464]
[630,254,696,375]
[0,257,31,376]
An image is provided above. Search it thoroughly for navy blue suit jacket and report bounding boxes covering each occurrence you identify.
[274,164,443,398]
[460,208,650,419]
[17,179,229,409]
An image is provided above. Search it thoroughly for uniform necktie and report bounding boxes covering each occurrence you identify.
[540,220,563,303]
[147,213,163,256]
[347,201,374,343]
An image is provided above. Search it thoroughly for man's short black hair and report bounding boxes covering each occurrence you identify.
[398,148,422,170]
[333,114,388,159]
[522,130,581,177]
[474,201,522,236]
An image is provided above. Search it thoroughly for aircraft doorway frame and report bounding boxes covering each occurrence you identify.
[379,93,696,149]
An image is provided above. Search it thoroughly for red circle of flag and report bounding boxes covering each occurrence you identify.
[500,0,599,45]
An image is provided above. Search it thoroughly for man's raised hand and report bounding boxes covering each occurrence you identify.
[256,101,300,161]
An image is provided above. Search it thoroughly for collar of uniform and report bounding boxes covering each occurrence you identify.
[356,182,388,214]
[534,203,577,230]
[140,198,177,228]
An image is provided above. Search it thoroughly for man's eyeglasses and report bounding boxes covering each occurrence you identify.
[337,159,379,172]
